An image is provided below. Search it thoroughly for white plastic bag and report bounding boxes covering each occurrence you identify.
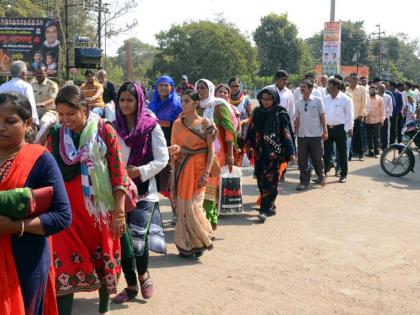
[218,166,243,215]
[104,101,116,122]
[242,153,251,167]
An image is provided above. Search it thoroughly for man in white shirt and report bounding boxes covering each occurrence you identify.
[378,83,393,150]
[0,60,39,126]
[269,70,295,182]
[269,70,295,123]
[323,78,354,183]
[293,71,323,103]
[319,75,328,97]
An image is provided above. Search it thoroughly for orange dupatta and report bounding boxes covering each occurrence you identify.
[0,143,58,315]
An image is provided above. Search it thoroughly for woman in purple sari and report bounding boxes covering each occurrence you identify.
[112,82,169,304]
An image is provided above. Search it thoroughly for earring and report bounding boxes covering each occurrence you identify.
[25,128,35,143]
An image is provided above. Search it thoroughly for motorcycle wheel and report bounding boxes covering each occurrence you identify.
[380,146,415,177]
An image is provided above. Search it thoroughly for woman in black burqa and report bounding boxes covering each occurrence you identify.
[246,86,296,222]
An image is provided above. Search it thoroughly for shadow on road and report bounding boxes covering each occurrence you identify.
[218,213,260,226]
[149,253,203,268]
[73,297,132,313]
[351,158,420,190]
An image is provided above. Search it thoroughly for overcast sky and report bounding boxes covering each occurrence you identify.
[105,0,419,55]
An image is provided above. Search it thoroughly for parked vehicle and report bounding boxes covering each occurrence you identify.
[380,120,420,177]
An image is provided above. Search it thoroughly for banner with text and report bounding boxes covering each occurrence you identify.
[0,18,60,76]
[322,21,341,76]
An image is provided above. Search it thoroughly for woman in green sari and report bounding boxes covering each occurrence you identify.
[194,79,237,230]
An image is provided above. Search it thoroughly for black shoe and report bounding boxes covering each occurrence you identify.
[194,251,203,258]
[358,155,364,161]
[334,169,340,177]
[339,176,347,183]
[179,252,193,258]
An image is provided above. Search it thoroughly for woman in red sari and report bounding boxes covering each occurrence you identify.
[48,85,128,314]
[0,92,71,315]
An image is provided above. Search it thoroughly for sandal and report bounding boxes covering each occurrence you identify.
[140,271,154,300]
[112,288,138,304]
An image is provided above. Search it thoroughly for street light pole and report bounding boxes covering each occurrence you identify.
[330,0,336,21]
[372,24,385,79]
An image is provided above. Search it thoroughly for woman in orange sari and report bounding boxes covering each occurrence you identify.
[0,92,71,315]
[169,90,215,258]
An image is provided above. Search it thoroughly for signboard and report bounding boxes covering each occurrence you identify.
[322,21,341,76]
[0,18,60,76]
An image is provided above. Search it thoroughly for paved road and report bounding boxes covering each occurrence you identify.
[74,155,420,314]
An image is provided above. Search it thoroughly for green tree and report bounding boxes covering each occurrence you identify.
[254,13,305,76]
[304,31,323,64]
[104,57,124,85]
[340,21,369,66]
[113,38,157,83]
[378,35,420,82]
[151,20,258,84]
[0,0,46,17]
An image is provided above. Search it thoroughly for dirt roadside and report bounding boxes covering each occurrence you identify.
[74,156,420,315]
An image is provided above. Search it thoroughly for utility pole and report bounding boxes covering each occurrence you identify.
[104,11,107,70]
[330,0,335,21]
[97,0,102,50]
[372,24,385,78]
[64,0,69,80]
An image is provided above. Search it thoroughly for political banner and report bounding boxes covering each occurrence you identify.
[0,18,60,76]
[322,21,341,76]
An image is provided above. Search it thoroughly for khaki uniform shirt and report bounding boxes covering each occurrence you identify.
[32,79,58,110]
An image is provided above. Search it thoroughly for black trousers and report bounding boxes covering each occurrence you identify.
[324,125,348,177]
[365,123,380,154]
[255,158,281,214]
[381,118,389,150]
[297,137,325,185]
[351,118,364,157]
[390,113,403,144]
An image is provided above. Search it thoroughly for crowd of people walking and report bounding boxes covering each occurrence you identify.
[0,59,418,314]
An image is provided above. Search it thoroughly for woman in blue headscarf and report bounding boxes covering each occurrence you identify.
[148,75,182,145]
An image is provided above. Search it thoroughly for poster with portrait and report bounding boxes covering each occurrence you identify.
[322,21,341,76]
[0,18,60,77]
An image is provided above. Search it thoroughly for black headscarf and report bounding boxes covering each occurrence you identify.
[247,86,296,156]
[254,86,291,135]
[256,86,280,107]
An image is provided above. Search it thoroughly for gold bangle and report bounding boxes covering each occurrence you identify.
[18,220,25,237]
